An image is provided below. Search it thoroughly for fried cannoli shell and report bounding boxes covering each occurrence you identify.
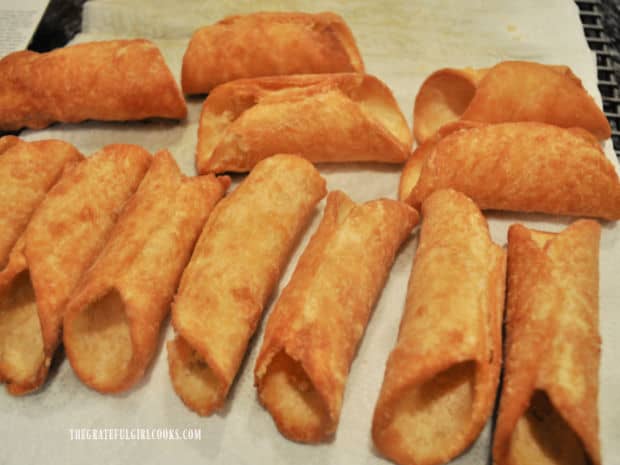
[401,122,620,219]
[182,12,364,94]
[413,61,610,143]
[0,145,151,394]
[0,39,187,131]
[254,191,418,443]
[63,151,229,393]
[167,154,326,415]
[493,221,601,465]
[0,136,82,267]
[372,189,505,465]
[397,120,482,202]
[196,73,411,173]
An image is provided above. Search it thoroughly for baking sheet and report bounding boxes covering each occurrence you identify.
[2,1,619,464]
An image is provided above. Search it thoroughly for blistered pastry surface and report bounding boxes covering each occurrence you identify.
[3,2,619,465]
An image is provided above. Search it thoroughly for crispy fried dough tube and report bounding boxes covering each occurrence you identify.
[168,154,326,415]
[255,191,418,443]
[372,189,505,465]
[493,221,601,465]
[413,61,610,143]
[401,122,620,219]
[196,73,411,173]
[0,136,82,268]
[63,151,229,393]
[0,39,187,131]
[182,12,363,94]
[397,120,482,202]
[0,145,151,394]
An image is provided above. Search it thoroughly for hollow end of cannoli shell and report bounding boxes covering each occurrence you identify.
[500,390,597,465]
[256,349,334,443]
[0,270,47,395]
[167,335,228,416]
[64,289,135,393]
[373,360,478,465]
[413,68,480,144]
[355,74,412,150]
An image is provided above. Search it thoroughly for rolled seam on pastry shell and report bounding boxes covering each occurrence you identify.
[167,154,326,415]
[182,11,364,94]
[0,136,83,268]
[413,61,610,143]
[196,73,411,173]
[493,221,601,465]
[0,39,187,131]
[397,120,482,202]
[63,150,229,393]
[401,122,620,219]
[372,189,505,465]
[0,145,151,395]
[254,190,418,443]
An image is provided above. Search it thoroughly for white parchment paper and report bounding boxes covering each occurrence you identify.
[2,1,619,464]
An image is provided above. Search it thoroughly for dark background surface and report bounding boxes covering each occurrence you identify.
[579,1,620,154]
[24,0,620,157]
[598,1,620,82]
[28,0,86,53]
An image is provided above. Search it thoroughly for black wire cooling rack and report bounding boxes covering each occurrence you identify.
[577,0,620,157]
